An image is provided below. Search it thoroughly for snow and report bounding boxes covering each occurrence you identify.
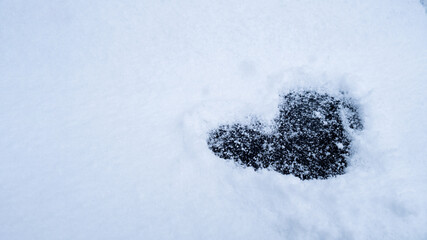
[1,0,426,239]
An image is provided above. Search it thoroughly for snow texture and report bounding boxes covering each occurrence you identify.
[1,0,427,239]
[421,0,427,13]
[208,90,363,180]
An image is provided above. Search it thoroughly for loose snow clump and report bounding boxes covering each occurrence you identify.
[207,90,363,180]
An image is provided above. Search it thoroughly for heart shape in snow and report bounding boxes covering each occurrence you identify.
[207,90,363,180]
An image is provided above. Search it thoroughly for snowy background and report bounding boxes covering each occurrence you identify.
[1,0,427,239]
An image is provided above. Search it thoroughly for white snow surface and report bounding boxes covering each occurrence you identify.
[1,0,427,239]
